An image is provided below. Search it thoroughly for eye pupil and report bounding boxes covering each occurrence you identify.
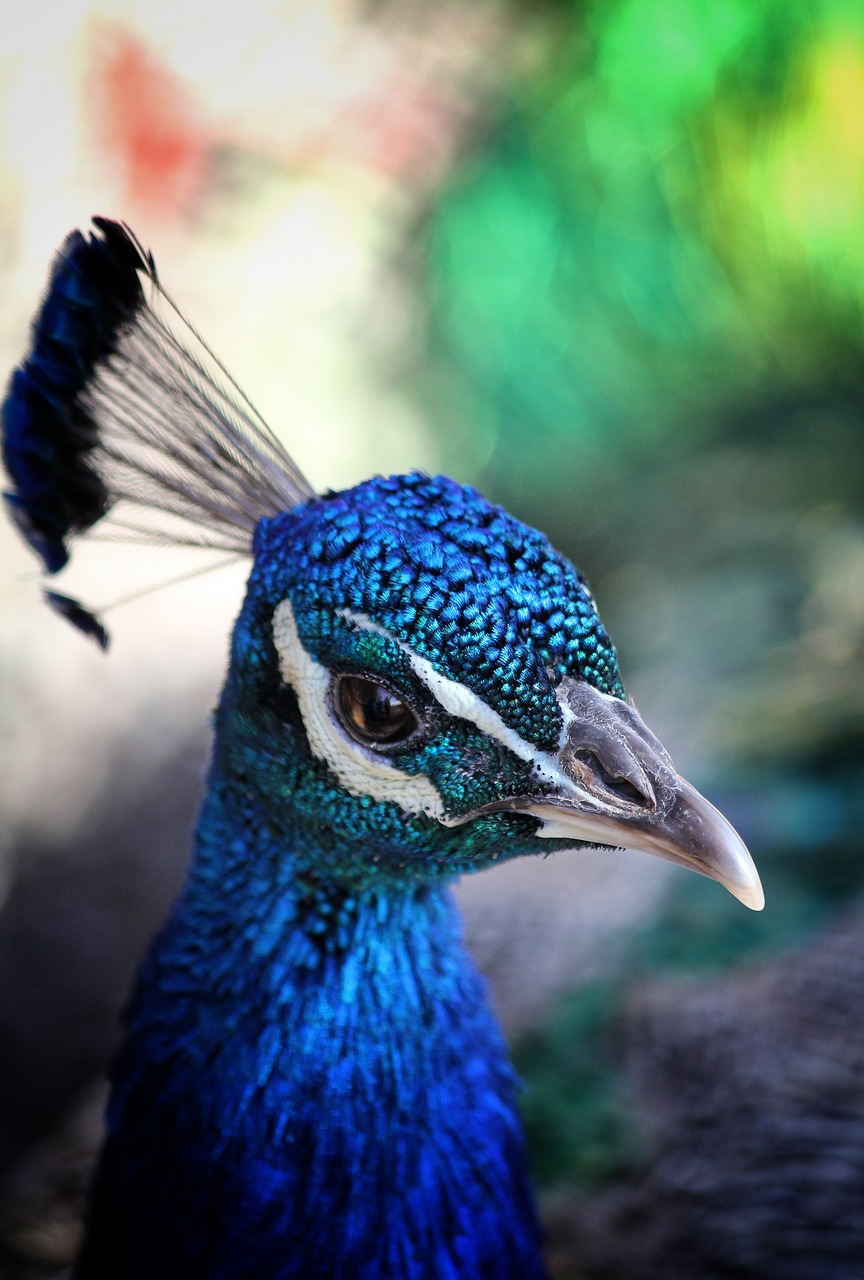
[337,676,418,746]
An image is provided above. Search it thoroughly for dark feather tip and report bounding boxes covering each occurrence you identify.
[44,590,110,650]
[1,219,151,574]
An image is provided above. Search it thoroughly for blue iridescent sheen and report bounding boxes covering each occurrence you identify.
[78,820,544,1278]
[73,479,623,1279]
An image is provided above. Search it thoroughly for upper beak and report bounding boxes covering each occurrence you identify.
[475,677,763,911]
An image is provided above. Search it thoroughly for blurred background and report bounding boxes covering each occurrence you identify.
[2,1,864,1276]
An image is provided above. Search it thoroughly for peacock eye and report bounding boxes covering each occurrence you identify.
[334,675,420,748]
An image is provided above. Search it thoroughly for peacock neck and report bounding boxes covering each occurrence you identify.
[77,769,547,1280]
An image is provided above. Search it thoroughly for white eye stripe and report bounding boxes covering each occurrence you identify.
[272,599,599,824]
[338,610,574,794]
[272,599,445,820]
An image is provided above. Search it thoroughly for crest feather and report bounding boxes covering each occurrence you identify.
[2,218,314,582]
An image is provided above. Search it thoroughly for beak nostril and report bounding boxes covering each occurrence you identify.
[606,774,649,805]
[570,749,651,807]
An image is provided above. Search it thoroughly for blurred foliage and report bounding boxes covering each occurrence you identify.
[412,0,864,897]
[431,7,864,1191]
[515,822,864,1194]
[514,982,633,1192]
[424,0,864,475]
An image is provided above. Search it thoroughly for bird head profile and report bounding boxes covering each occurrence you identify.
[223,471,761,906]
[2,220,763,1279]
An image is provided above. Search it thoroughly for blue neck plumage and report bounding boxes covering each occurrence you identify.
[77,726,546,1279]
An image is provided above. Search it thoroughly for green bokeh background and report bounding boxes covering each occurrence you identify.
[408,0,864,1192]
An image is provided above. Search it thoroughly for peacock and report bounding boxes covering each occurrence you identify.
[2,219,764,1280]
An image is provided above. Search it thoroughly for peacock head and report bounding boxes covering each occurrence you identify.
[2,220,763,910]
[217,472,763,907]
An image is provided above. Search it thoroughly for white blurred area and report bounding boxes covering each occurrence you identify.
[0,0,671,1025]
[0,0,499,486]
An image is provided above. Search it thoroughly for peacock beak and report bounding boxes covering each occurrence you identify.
[494,678,765,911]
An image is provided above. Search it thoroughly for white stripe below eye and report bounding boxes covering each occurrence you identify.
[272,599,445,820]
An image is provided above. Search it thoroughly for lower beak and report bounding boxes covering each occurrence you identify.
[482,678,763,912]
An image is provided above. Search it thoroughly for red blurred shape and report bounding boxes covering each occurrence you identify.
[87,26,210,215]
